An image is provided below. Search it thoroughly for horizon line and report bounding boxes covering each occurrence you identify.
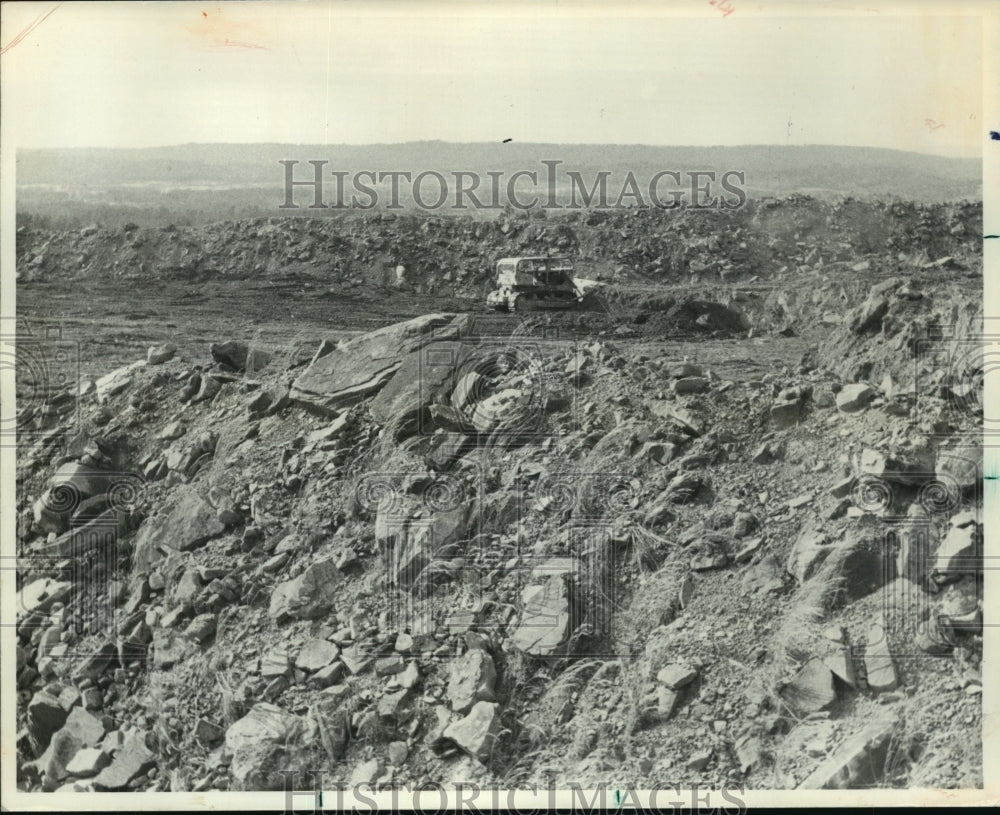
[14,140,983,161]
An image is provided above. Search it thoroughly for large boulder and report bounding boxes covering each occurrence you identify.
[210,340,272,373]
[442,701,501,763]
[369,340,470,427]
[291,314,469,415]
[92,730,156,790]
[27,689,69,753]
[835,384,874,413]
[935,449,980,494]
[269,558,343,622]
[18,578,73,618]
[858,445,935,487]
[225,703,313,790]
[932,520,982,581]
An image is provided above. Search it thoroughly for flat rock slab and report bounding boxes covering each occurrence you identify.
[92,730,155,790]
[95,360,145,403]
[863,625,898,693]
[836,384,874,412]
[295,639,340,673]
[59,707,107,747]
[132,486,225,571]
[369,340,470,426]
[65,747,110,777]
[291,314,469,415]
[511,575,571,657]
[656,663,698,690]
[798,716,898,789]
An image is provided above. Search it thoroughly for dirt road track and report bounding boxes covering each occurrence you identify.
[17,278,816,385]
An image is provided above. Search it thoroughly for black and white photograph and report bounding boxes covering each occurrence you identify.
[1,0,996,809]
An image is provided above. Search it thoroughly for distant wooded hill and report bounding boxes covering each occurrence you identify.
[15,142,981,228]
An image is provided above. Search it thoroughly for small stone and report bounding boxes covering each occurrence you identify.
[261,648,290,678]
[82,688,103,711]
[735,735,763,773]
[335,548,359,571]
[194,718,225,745]
[656,663,698,690]
[687,749,712,772]
[770,400,802,429]
[822,625,845,643]
[57,685,82,712]
[264,675,290,701]
[824,647,858,688]
[377,688,409,720]
[262,552,290,573]
[829,476,855,498]
[657,687,682,720]
[388,740,409,766]
[27,689,69,752]
[798,716,898,789]
[268,558,343,623]
[674,377,709,395]
[147,343,177,365]
[836,383,875,412]
[340,646,373,676]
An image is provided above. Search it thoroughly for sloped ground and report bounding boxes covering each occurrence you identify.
[13,197,983,793]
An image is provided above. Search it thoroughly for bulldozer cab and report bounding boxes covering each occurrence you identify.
[496,257,574,288]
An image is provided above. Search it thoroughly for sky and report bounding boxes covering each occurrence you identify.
[0,0,986,157]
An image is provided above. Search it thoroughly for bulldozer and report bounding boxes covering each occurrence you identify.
[485,256,583,312]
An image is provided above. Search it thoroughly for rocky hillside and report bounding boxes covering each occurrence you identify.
[15,265,983,791]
